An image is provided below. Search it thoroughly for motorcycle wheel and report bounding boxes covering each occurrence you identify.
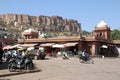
[79,58,84,63]
[89,58,94,64]
[27,63,34,70]
[8,63,16,72]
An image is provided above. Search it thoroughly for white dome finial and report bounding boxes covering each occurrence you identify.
[97,20,108,27]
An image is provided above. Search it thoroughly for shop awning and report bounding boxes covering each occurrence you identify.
[52,44,65,48]
[102,45,108,48]
[64,42,78,47]
[10,44,21,49]
[40,43,55,47]
[3,45,12,50]
[27,47,34,51]
[20,43,38,48]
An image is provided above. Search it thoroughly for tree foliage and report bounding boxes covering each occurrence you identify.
[111,29,120,40]
[82,30,91,35]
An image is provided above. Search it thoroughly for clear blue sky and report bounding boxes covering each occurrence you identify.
[0,0,120,32]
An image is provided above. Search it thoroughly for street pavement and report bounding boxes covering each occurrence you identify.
[1,57,120,80]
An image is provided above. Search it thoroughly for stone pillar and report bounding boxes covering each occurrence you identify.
[78,41,82,51]
[91,43,96,56]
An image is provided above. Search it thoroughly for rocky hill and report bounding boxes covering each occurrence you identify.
[0,14,81,32]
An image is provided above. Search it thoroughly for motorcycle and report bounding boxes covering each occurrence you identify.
[6,54,12,62]
[35,51,46,60]
[79,55,94,64]
[8,55,34,72]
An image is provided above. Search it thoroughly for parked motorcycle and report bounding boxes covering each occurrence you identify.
[34,50,46,60]
[8,55,34,72]
[6,54,12,62]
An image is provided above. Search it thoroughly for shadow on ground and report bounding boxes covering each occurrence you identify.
[0,61,9,70]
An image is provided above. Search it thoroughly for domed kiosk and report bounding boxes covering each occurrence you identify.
[23,28,38,39]
[93,20,111,40]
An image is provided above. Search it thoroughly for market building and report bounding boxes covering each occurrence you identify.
[17,20,119,57]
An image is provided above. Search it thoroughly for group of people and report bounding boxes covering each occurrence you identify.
[0,45,91,63]
[0,48,30,63]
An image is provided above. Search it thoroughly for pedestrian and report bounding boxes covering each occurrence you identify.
[81,50,89,61]
[62,50,69,59]
[77,50,82,57]
[74,48,76,55]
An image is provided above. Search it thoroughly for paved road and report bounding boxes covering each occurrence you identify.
[1,57,120,80]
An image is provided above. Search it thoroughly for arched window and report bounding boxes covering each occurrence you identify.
[100,32,102,38]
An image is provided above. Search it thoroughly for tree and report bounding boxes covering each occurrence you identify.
[82,30,91,35]
[110,29,120,40]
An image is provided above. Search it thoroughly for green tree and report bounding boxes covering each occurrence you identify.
[111,29,120,40]
[82,30,91,35]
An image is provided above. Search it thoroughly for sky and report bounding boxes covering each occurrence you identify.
[0,0,120,32]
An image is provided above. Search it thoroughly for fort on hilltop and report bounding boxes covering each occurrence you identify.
[0,14,81,32]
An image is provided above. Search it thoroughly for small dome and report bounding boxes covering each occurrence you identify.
[97,20,108,28]
[24,28,38,33]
